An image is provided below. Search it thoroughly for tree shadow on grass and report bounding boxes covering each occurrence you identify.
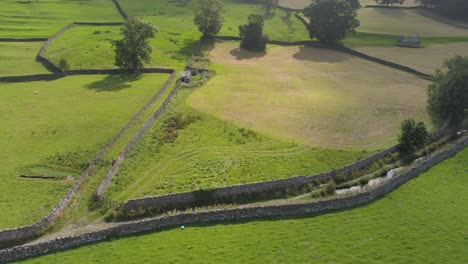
[230,48,267,60]
[85,74,141,92]
[292,46,349,63]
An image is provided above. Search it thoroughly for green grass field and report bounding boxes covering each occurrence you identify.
[43,25,191,70]
[0,74,170,229]
[0,0,122,38]
[21,145,468,263]
[188,41,430,149]
[118,0,309,43]
[106,85,367,202]
[0,42,49,76]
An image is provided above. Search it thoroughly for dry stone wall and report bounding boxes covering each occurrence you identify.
[0,136,466,264]
[120,145,398,213]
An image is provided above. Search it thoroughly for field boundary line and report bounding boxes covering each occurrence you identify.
[111,0,128,20]
[0,38,48,42]
[0,136,465,264]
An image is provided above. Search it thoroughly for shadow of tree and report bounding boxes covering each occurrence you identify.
[85,74,141,92]
[292,46,349,63]
[229,47,267,60]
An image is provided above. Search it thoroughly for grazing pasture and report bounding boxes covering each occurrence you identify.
[0,0,122,38]
[188,42,429,149]
[357,8,468,36]
[0,74,170,228]
[0,42,50,76]
[356,43,468,74]
[106,86,367,201]
[118,0,309,42]
[21,147,468,264]
[43,25,191,70]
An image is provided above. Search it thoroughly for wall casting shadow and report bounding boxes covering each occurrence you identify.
[230,48,267,60]
[292,46,349,63]
[85,74,141,92]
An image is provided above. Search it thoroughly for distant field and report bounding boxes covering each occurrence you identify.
[118,0,309,44]
[0,42,49,76]
[0,74,169,229]
[188,42,429,149]
[22,146,468,263]
[356,43,468,74]
[0,0,122,38]
[106,87,367,201]
[357,8,468,36]
[44,25,190,70]
[277,0,419,12]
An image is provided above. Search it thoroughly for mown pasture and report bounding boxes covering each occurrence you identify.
[106,85,367,202]
[188,41,430,149]
[278,0,420,9]
[0,42,50,76]
[21,146,468,263]
[0,74,170,229]
[356,42,468,74]
[0,0,122,38]
[357,8,468,36]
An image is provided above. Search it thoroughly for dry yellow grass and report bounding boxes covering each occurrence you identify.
[356,43,468,74]
[187,42,429,149]
[357,8,468,36]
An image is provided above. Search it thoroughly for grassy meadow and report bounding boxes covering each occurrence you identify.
[0,42,50,76]
[0,74,170,228]
[0,0,122,38]
[43,25,191,70]
[106,86,367,202]
[21,146,468,263]
[188,41,430,149]
[356,42,468,74]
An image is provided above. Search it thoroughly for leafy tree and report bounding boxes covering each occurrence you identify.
[112,19,157,72]
[427,55,468,125]
[59,58,70,70]
[346,0,360,8]
[374,0,405,6]
[303,0,359,43]
[398,118,429,153]
[261,0,277,16]
[193,0,224,37]
[239,14,269,51]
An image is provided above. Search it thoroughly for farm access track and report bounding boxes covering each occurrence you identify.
[0,0,463,261]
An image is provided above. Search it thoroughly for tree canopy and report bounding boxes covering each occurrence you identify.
[398,118,429,153]
[303,0,359,43]
[427,55,468,125]
[193,0,224,37]
[239,14,269,51]
[112,19,157,71]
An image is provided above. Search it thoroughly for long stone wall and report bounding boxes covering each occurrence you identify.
[94,76,181,200]
[0,70,176,245]
[120,145,398,213]
[0,136,465,264]
[111,0,128,20]
[0,38,48,42]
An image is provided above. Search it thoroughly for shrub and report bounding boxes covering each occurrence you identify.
[398,118,429,153]
[59,58,70,70]
[325,180,336,195]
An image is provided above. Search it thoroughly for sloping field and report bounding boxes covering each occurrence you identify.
[360,0,419,6]
[106,87,366,201]
[118,0,309,42]
[0,74,169,229]
[278,0,419,9]
[356,42,468,74]
[358,8,468,36]
[188,42,429,149]
[43,25,189,70]
[0,0,122,38]
[21,146,468,263]
[0,42,49,76]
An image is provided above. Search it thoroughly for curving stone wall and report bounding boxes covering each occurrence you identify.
[0,136,465,264]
